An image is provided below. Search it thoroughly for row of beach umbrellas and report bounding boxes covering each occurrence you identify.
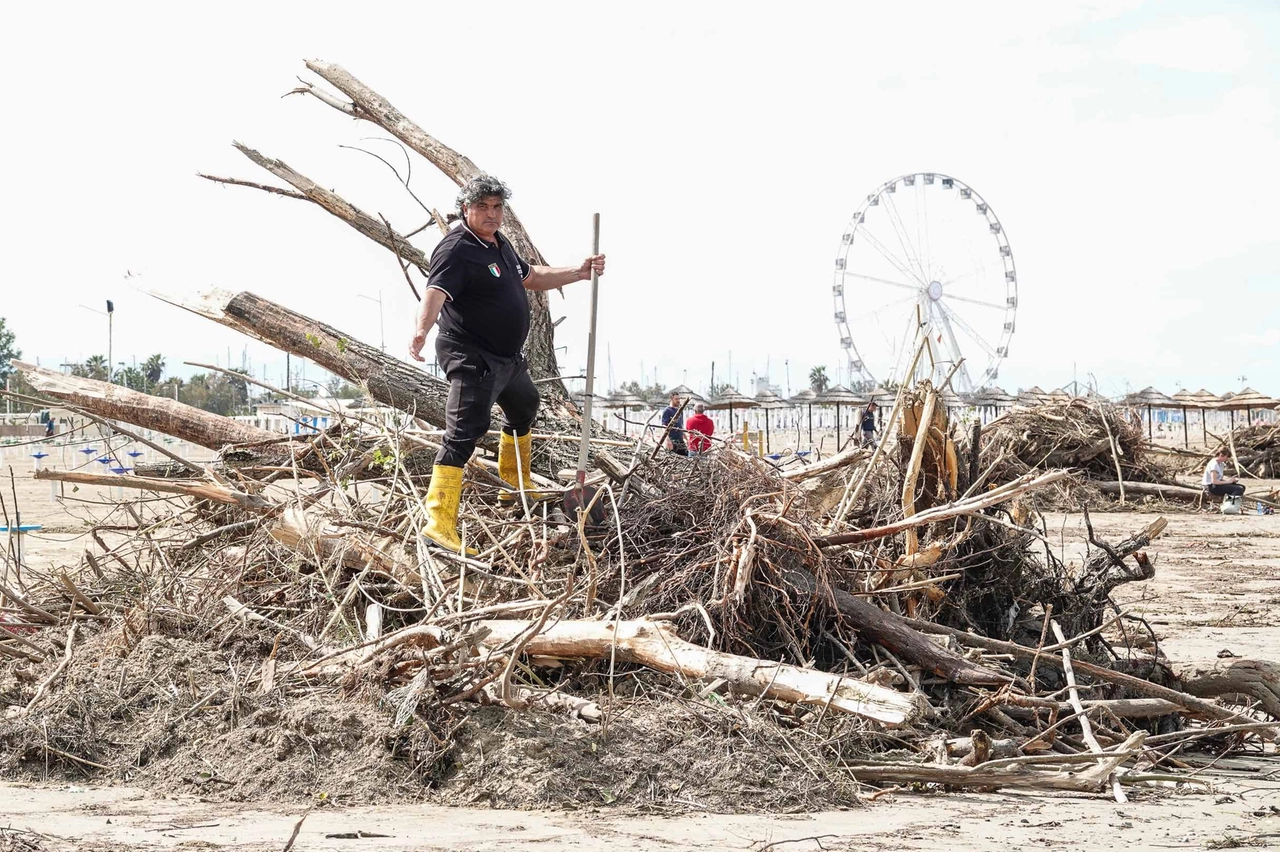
[572,383,1278,447]
[1122,386,1278,444]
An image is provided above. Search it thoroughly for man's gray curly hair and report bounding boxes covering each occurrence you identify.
[456,174,512,215]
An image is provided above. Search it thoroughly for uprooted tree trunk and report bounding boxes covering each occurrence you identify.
[1035,516,1166,641]
[12,360,440,480]
[477,618,928,726]
[200,60,566,403]
[1171,657,1280,720]
[14,361,275,450]
[154,287,455,430]
[149,288,611,467]
[298,59,564,401]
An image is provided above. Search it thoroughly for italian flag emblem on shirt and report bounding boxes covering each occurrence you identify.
[488,263,501,277]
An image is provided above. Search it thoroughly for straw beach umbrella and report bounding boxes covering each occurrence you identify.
[665,384,706,404]
[1185,389,1221,445]
[1170,389,1201,448]
[1216,387,1277,428]
[571,390,609,430]
[606,392,647,437]
[814,384,867,450]
[1016,386,1052,407]
[754,389,788,454]
[868,385,898,411]
[788,388,817,446]
[939,387,965,413]
[970,386,1014,423]
[1046,388,1073,404]
[705,388,757,432]
[1122,387,1176,440]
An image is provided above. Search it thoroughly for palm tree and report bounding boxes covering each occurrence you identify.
[808,365,830,393]
[83,355,109,382]
[142,354,165,387]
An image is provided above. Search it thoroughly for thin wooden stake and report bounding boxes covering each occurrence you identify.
[1052,620,1126,803]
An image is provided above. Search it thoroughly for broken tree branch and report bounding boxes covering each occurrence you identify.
[477,618,927,726]
[814,469,1071,548]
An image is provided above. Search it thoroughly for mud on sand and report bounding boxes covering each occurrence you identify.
[1,464,879,813]
[0,626,871,813]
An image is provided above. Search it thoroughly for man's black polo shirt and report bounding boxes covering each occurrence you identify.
[427,224,532,357]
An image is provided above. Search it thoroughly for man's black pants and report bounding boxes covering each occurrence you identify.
[1208,482,1245,498]
[435,333,539,468]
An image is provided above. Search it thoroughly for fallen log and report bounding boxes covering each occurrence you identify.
[150,288,599,462]
[903,617,1239,722]
[34,469,270,510]
[783,568,1011,687]
[476,618,927,726]
[1172,657,1280,720]
[12,361,275,450]
[1099,480,1280,509]
[846,731,1146,793]
[153,287,456,432]
[780,446,870,482]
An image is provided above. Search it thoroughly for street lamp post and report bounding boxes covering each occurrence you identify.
[77,301,115,382]
[357,291,385,352]
[107,300,114,382]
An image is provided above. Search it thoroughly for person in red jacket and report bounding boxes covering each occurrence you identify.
[686,402,715,454]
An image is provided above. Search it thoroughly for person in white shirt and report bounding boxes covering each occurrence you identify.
[1203,449,1245,497]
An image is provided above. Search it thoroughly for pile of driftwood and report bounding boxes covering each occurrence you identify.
[1222,422,1280,479]
[2,352,1278,806]
[2,61,1278,808]
[978,400,1166,489]
[972,400,1280,509]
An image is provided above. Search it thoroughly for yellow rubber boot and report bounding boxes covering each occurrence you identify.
[422,464,477,557]
[497,431,558,505]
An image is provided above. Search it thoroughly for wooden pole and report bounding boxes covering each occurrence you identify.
[900,388,939,555]
[1099,406,1126,505]
[574,214,601,489]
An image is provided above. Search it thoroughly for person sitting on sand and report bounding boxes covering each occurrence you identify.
[1203,449,1245,499]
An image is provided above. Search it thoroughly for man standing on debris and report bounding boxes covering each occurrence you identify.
[1204,448,1246,499]
[686,401,715,455]
[659,391,689,456]
[408,175,606,553]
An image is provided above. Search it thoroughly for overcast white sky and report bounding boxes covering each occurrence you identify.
[2,0,1277,399]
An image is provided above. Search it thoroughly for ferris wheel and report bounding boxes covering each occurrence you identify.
[832,173,1017,394]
